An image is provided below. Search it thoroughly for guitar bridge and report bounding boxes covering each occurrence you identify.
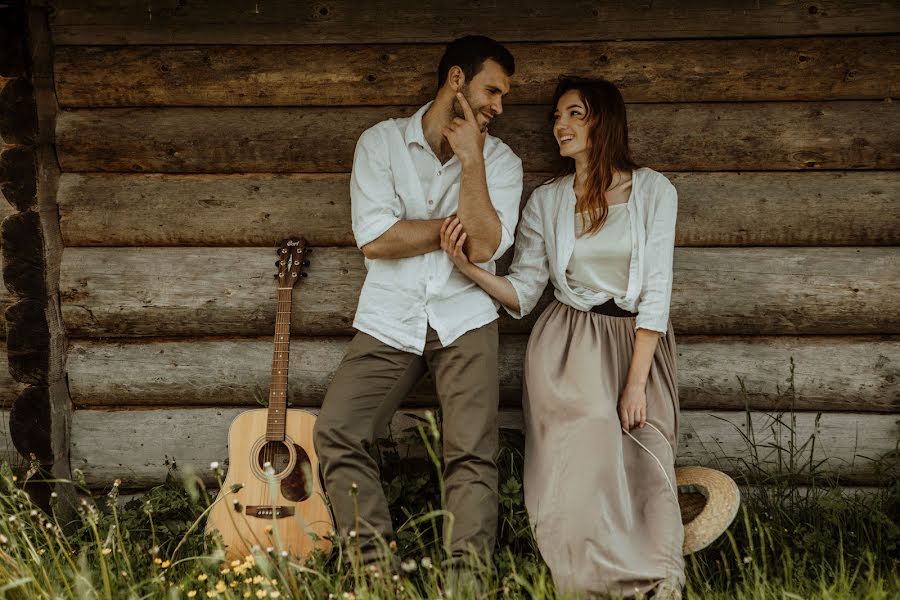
[245,506,295,519]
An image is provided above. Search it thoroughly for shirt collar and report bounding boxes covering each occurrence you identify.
[403,100,499,160]
[404,101,434,149]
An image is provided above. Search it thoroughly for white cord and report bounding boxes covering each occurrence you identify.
[623,422,677,501]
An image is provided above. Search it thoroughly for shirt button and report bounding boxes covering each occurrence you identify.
[428,199,434,205]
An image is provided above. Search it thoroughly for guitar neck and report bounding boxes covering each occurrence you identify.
[267,286,293,440]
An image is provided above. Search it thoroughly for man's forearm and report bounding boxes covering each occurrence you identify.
[457,158,501,262]
[360,218,445,259]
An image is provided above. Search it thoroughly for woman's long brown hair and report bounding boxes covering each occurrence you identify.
[548,76,640,236]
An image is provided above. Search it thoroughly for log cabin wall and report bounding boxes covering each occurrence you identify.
[1,0,73,513]
[4,1,898,490]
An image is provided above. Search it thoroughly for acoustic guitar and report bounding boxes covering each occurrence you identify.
[205,237,334,560]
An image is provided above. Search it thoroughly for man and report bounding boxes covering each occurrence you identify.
[313,36,523,570]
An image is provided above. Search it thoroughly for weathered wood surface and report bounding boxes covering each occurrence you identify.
[0,146,38,211]
[48,1,900,45]
[0,186,18,220]
[66,335,900,412]
[56,102,900,173]
[2,210,47,298]
[0,267,10,336]
[69,407,900,487]
[8,385,53,463]
[59,247,900,337]
[0,77,37,146]
[4,297,50,385]
[0,410,25,468]
[54,37,900,107]
[58,171,900,247]
[0,344,28,405]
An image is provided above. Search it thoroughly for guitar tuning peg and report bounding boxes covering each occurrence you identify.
[300,272,309,278]
[273,273,279,278]
[302,260,310,267]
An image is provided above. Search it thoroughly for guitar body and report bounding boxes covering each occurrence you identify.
[204,238,333,561]
[205,408,333,560]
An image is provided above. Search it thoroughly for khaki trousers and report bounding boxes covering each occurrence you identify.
[314,321,500,562]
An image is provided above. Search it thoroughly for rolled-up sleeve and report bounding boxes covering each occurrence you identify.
[636,180,678,334]
[350,126,404,249]
[485,152,524,263]
[503,192,550,319]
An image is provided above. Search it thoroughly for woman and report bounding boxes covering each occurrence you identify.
[439,76,684,598]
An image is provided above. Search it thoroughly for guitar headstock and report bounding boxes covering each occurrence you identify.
[275,237,310,288]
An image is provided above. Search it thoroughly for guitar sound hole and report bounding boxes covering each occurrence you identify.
[258,441,291,475]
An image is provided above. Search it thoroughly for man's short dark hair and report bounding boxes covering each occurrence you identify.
[437,36,515,91]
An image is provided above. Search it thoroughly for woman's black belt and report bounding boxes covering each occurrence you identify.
[589,299,638,318]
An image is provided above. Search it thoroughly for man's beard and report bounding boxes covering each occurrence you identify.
[454,91,490,132]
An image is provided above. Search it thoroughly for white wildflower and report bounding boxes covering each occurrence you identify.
[400,559,417,573]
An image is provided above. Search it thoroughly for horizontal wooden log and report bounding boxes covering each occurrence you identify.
[56,102,900,173]
[1,210,47,298]
[9,385,52,463]
[0,249,9,335]
[57,171,900,247]
[110,484,892,503]
[0,5,28,76]
[54,37,900,107]
[66,335,900,412]
[69,407,900,488]
[59,246,900,337]
[0,77,36,146]
[0,410,26,469]
[0,343,28,405]
[4,297,49,384]
[48,1,900,45]
[0,146,37,211]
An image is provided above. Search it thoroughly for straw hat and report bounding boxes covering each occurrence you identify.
[676,466,741,555]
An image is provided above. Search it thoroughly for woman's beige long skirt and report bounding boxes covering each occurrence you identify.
[523,300,685,597]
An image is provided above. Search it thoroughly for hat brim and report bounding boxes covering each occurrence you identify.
[676,466,741,555]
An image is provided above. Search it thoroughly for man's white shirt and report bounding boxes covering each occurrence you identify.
[350,102,524,354]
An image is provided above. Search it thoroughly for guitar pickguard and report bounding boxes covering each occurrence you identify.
[280,443,313,502]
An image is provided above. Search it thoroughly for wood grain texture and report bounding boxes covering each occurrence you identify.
[55,102,900,173]
[66,335,900,412]
[57,171,900,247]
[54,37,900,107]
[4,296,50,385]
[48,1,900,45]
[0,146,38,212]
[58,246,900,337]
[0,343,28,406]
[0,410,26,469]
[0,266,14,336]
[69,407,900,487]
[9,385,52,463]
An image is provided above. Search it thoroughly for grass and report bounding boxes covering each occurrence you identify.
[0,407,897,599]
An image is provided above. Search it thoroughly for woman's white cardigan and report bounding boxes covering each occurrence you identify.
[504,167,678,335]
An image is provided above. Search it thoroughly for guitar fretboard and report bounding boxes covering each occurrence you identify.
[266,286,294,441]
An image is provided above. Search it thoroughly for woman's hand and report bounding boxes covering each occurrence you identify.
[618,383,647,431]
[440,216,472,271]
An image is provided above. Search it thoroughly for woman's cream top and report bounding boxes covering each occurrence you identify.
[565,204,633,298]
[503,168,678,334]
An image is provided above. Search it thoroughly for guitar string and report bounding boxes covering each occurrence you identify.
[265,284,294,512]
